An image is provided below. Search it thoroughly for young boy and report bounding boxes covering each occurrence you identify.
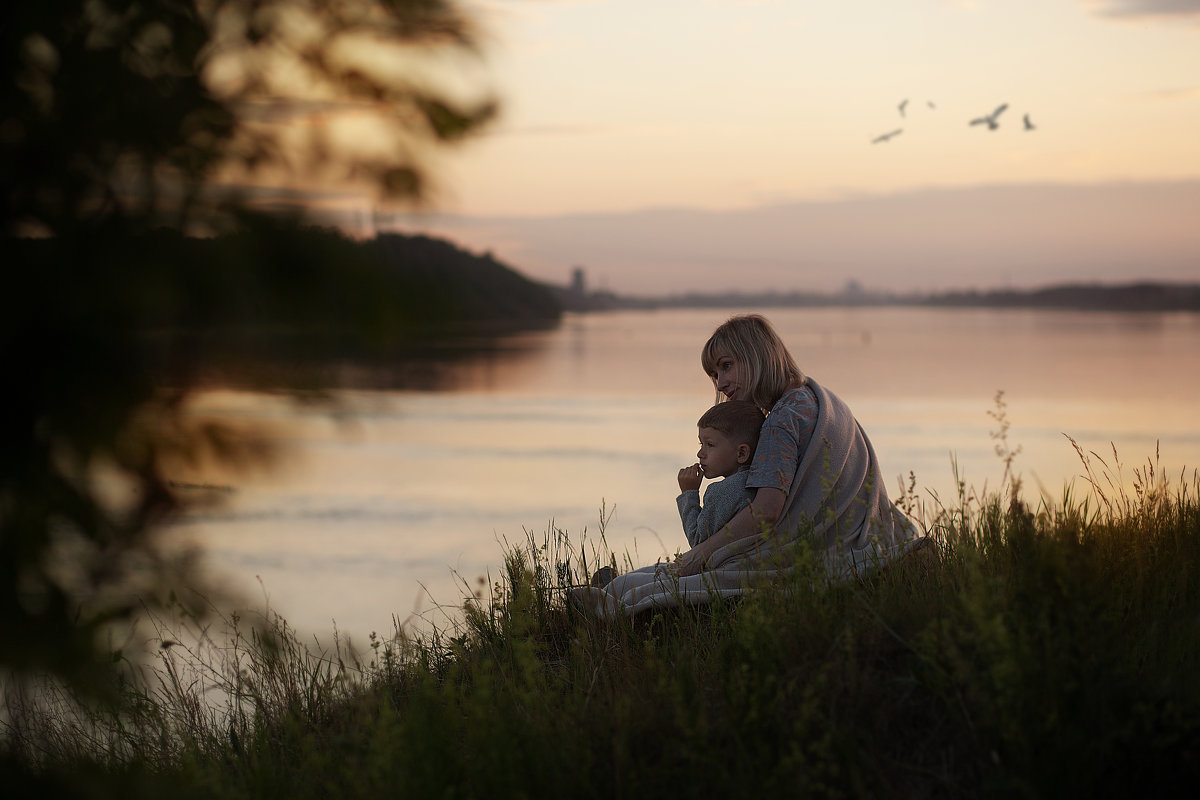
[676,400,766,548]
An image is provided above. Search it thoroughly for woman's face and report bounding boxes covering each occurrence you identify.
[709,354,746,401]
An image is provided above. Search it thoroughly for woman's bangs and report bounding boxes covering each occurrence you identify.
[701,335,728,376]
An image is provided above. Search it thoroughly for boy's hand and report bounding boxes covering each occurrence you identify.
[678,463,703,492]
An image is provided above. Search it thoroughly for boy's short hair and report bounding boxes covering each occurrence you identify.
[698,400,766,453]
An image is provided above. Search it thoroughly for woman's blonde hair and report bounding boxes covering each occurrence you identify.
[701,314,805,409]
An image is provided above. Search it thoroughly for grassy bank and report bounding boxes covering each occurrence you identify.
[4,453,1200,799]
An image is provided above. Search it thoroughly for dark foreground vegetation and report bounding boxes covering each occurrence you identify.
[4,450,1199,799]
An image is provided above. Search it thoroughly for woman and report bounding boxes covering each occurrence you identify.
[579,314,920,617]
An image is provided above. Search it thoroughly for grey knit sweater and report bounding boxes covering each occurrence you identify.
[676,466,754,548]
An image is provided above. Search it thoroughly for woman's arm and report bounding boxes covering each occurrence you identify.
[674,487,786,577]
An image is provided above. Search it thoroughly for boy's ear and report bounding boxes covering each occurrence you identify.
[736,443,752,464]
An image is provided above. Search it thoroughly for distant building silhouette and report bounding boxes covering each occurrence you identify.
[552,265,639,311]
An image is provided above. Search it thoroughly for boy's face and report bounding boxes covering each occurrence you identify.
[696,426,751,479]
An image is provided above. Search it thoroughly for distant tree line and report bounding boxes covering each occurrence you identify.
[919,282,1200,312]
[6,224,561,387]
[560,281,1200,313]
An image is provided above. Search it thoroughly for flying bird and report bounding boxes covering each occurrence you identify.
[1023,113,1036,131]
[872,128,903,144]
[927,100,936,110]
[969,103,1008,130]
[898,99,909,118]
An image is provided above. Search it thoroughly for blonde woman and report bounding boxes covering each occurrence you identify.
[579,314,921,617]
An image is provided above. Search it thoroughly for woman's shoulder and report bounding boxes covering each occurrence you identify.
[751,383,819,468]
[770,382,818,414]
[761,383,818,438]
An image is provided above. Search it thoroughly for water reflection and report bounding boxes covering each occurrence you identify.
[305,327,559,392]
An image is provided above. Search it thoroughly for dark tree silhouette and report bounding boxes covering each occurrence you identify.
[1,0,500,694]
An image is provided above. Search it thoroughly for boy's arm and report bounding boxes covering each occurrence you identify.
[677,463,704,547]
[677,490,702,548]
[675,487,786,577]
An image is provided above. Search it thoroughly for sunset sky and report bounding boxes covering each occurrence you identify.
[360,0,1200,293]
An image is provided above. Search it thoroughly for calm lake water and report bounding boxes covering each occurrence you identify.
[168,307,1200,642]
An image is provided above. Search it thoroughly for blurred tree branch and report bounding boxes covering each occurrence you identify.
[0,0,498,694]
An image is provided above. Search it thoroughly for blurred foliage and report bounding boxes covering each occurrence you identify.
[0,0,517,698]
[2,0,498,235]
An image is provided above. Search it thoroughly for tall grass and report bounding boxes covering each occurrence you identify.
[4,448,1200,798]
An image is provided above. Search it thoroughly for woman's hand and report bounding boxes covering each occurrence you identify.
[674,540,714,577]
[677,463,703,492]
